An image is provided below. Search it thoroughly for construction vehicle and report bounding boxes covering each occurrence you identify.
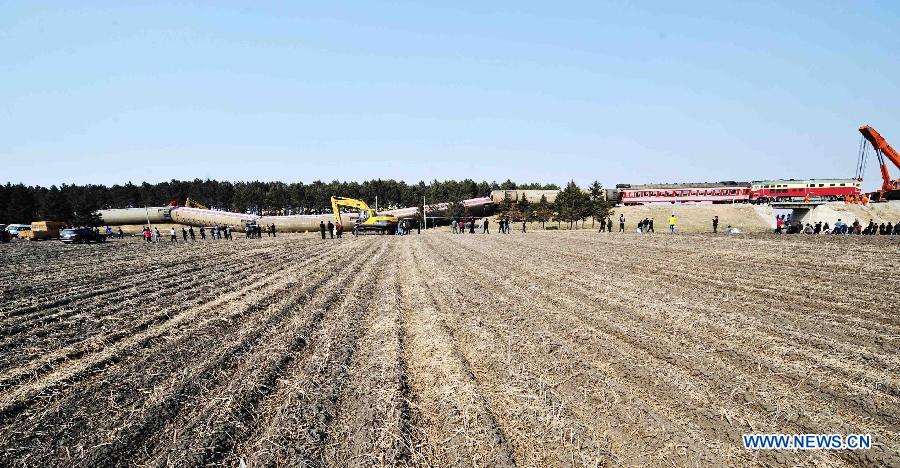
[6,224,31,239]
[184,197,209,210]
[330,196,399,235]
[857,125,900,201]
[29,221,67,240]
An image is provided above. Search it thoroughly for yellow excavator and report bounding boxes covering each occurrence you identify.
[184,197,209,210]
[331,196,399,235]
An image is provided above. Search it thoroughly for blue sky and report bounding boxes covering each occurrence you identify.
[2,1,898,190]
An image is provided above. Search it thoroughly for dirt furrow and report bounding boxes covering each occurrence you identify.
[396,241,518,468]
[323,247,414,467]
[235,239,391,467]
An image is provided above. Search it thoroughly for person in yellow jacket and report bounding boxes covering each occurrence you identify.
[668,213,677,233]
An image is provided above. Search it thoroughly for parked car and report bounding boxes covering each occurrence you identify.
[60,228,107,244]
[6,224,31,238]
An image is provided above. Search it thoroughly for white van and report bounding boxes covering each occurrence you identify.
[6,224,31,238]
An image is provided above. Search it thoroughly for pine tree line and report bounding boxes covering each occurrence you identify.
[493,180,613,229]
[0,178,560,225]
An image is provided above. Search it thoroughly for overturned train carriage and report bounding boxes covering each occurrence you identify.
[98,197,495,233]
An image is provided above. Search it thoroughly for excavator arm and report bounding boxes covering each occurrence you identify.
[330,196,375,227]
[185,197,208,210]
[859,125,900,192]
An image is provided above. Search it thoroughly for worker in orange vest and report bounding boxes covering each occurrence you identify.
[804,192,810,203]
[862,194,869,205]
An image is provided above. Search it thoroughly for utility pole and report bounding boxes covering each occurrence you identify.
[423,196,427,230]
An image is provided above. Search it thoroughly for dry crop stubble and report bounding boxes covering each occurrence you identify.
[0,231,897,467]
[428,231,898,466]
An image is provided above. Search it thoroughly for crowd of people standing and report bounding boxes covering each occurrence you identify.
[449,218,521,234]
[138,223,278,243]
[777,216,900,235]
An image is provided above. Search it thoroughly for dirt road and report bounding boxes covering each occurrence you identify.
[0,232,897,466]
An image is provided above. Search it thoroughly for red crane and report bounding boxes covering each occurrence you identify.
[857,125,900,200]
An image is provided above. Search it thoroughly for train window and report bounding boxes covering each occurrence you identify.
[819,184,824,187]
[830,184,835,186]
[840,183,845,186]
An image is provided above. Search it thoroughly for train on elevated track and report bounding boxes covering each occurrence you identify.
[616,123,896,206]
[616,179,862,206]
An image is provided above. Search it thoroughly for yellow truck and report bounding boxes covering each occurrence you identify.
[27,221,67,240]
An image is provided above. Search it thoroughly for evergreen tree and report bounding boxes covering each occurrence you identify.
[437,197,466,220]
[515,194,532,222]
[39,186,73,222]
[588,181,602,228]
[588,180,613,228]
[72,200,102,227]
[495,192,514,220]
[534,194,553,229]
[499,179,517,190]
[3,184,39,224]
[554,180,587,229]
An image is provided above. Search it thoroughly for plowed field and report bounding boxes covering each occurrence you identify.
[1,232,897,467]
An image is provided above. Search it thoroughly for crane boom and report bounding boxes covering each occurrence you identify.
[859,125,900,193]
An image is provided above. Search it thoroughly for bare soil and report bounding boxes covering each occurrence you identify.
[0,231,897,467]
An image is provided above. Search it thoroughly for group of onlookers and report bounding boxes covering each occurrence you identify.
[775,217,900,235]
[394,220,419,235]
[139,224,256,242]
[449,218,523,234]
[602,214,682,234]
[244,223,276,239]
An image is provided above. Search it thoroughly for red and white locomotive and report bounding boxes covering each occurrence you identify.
[748,179,861,203]
[617,179,861,205]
